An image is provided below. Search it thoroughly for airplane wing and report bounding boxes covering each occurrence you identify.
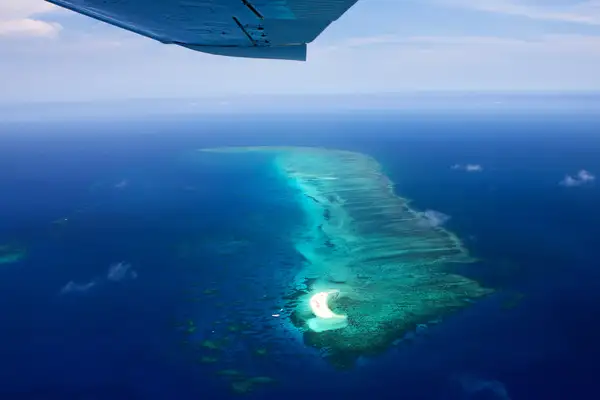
[46,0,359,61]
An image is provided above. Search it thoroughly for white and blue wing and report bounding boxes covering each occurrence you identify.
[46,0,359,60]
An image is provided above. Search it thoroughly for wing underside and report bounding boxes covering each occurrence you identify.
[46,0,359,61]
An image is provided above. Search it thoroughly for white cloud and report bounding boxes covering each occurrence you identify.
[579,170,596,182]
[452,164,483,172]
[0,0,62,38]
[418,210,451,228]
[0,1,58,17]
[0,19,62,38]
[59,261,137,295]
[560,169,596,187]
[114,179,129,189]
[442,0,600,25]
[107,262,137,282]
[466,164,483,172]
[60,280,96,294]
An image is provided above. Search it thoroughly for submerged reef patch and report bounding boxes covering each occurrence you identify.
[0,243,26,265]
[200,146,493,368]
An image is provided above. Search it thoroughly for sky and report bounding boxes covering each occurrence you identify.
[1,0,600,103]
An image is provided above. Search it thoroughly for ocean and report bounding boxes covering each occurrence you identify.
[1,109,599,399]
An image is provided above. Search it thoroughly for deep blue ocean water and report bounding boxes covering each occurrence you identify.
[1,112,599,399]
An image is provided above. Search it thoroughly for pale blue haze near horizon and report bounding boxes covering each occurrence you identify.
[1,0,600,103]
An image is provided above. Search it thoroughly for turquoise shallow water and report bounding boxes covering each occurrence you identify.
[0,112,599,398]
